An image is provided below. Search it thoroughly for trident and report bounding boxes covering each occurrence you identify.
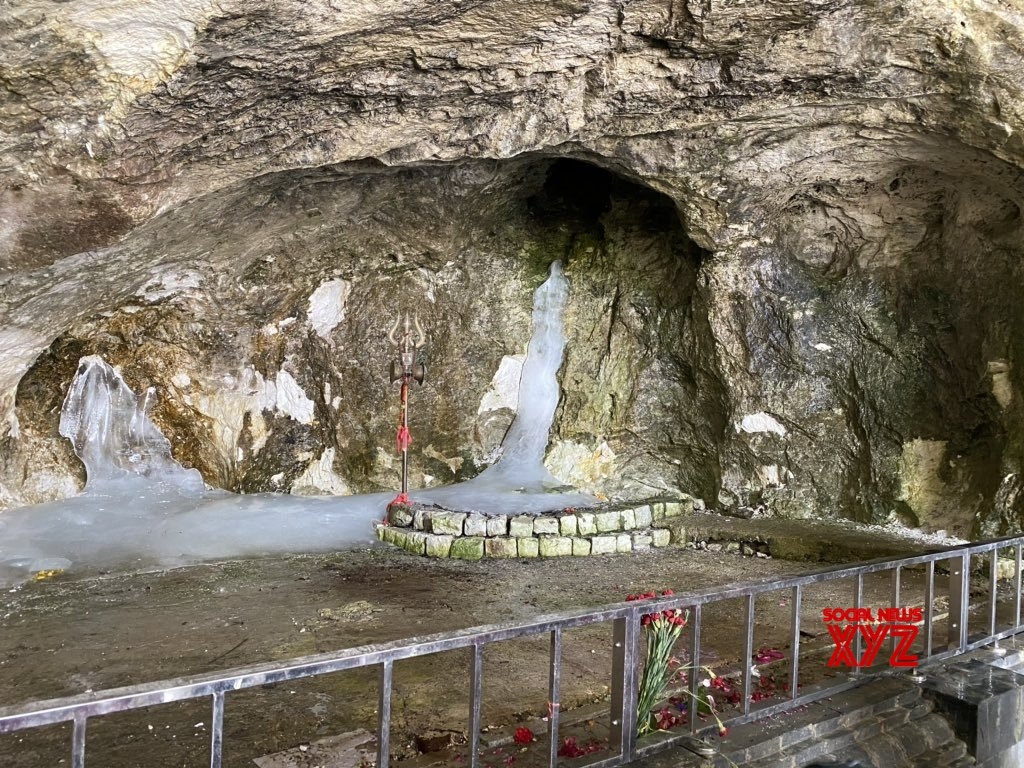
[386,312,426,516]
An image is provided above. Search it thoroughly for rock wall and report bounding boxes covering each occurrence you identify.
[2,0,1024,536]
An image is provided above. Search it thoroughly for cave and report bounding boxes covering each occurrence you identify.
[6,2,1024,764]
[12,154,723,508]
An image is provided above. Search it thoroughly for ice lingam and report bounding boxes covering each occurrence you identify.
[0,261,594,585]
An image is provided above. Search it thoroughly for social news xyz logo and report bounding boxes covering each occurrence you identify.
[822,607,923,668]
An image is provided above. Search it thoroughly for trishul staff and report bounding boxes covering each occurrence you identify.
[386,313,426,516]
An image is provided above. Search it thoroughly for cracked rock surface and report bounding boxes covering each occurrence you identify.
[2,0,1024,536]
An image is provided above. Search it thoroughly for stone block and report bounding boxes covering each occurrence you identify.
[651,529,671,547]
[413,508,427,530]
[431,511,466,536]
[590,535,618,555]
[509,515,534,538]
[692,497,705,511]
[655,519,688,544]
[425,534,454,558]
[572,537,591,556]
[486,537,519,558]
[632,533,653,551]
[517,537,539,558]
[389,505,414,527]
[559,515,578,536]
[464,514,487,537]
[451,537,484,561]
[616,534,633,553]
[634,505,653,528]
[652,502,666,522]
[620,508,636,530]
[533,516,560,535]
[997,558,1018,581]
[577,512,597,536]
[595,510,622,532]
[394,529,426,555]
[922,659,1024,763]
[376,524,391,543]
[663,502,684,518]
[539,537,573,557]
[486,516,509,537]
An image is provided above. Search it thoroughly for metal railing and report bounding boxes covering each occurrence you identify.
[2,533,1023,768]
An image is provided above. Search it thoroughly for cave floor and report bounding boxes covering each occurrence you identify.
[0,532,965,768]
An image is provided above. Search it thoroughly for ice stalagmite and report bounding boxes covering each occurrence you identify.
[417,261,595,511]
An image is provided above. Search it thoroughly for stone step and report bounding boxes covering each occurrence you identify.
[910,738,974,767]
[743,707,967,768]
[672,678,923,766]
[635,677,975,768]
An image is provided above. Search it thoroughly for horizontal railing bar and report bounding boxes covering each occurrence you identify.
[4,533,1024,735]
[0,607,639,730]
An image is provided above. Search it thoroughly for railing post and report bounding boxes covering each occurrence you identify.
[989,552,999,637]
[852,574,864,676]
[948,553,969,651]
[72,712,86,768]
[1016,543,1023,629]
[210,691,224,768]
[889,567,901,661]
[609,614,639,759]
[469,644,483,768]
[789,586,801,699]
[741,594,755,715]
[548,628,562,768]
[924,561,935,658]
[688,604,703,733]
[378,661,393,768]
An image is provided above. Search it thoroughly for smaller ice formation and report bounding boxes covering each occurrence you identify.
[0,261,594,584]
[59,356,206,491]
[0,359,388,585]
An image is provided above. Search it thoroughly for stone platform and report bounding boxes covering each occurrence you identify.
[375,498,700,560]
[374,495,948,563]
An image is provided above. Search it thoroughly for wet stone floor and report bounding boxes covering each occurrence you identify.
[0,541,953,767]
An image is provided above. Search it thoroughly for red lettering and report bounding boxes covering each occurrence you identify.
[826,623,920,668]
[826,625,858,667]
[822,607,872,623]
[877,607,925,623]
[888,625,919,668]
[858,624,890,667]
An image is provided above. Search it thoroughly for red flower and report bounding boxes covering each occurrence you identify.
[719,726,729,738]
[654,707,682,730]
[753,646,784,664]
[661,589,674,596]
[513,727,534,745]
[558,737,583,758]
[557,737,604,758]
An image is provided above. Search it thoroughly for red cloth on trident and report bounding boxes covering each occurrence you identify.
[396,425,412,452]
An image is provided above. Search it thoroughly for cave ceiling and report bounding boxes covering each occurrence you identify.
[2,0,1024,536]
